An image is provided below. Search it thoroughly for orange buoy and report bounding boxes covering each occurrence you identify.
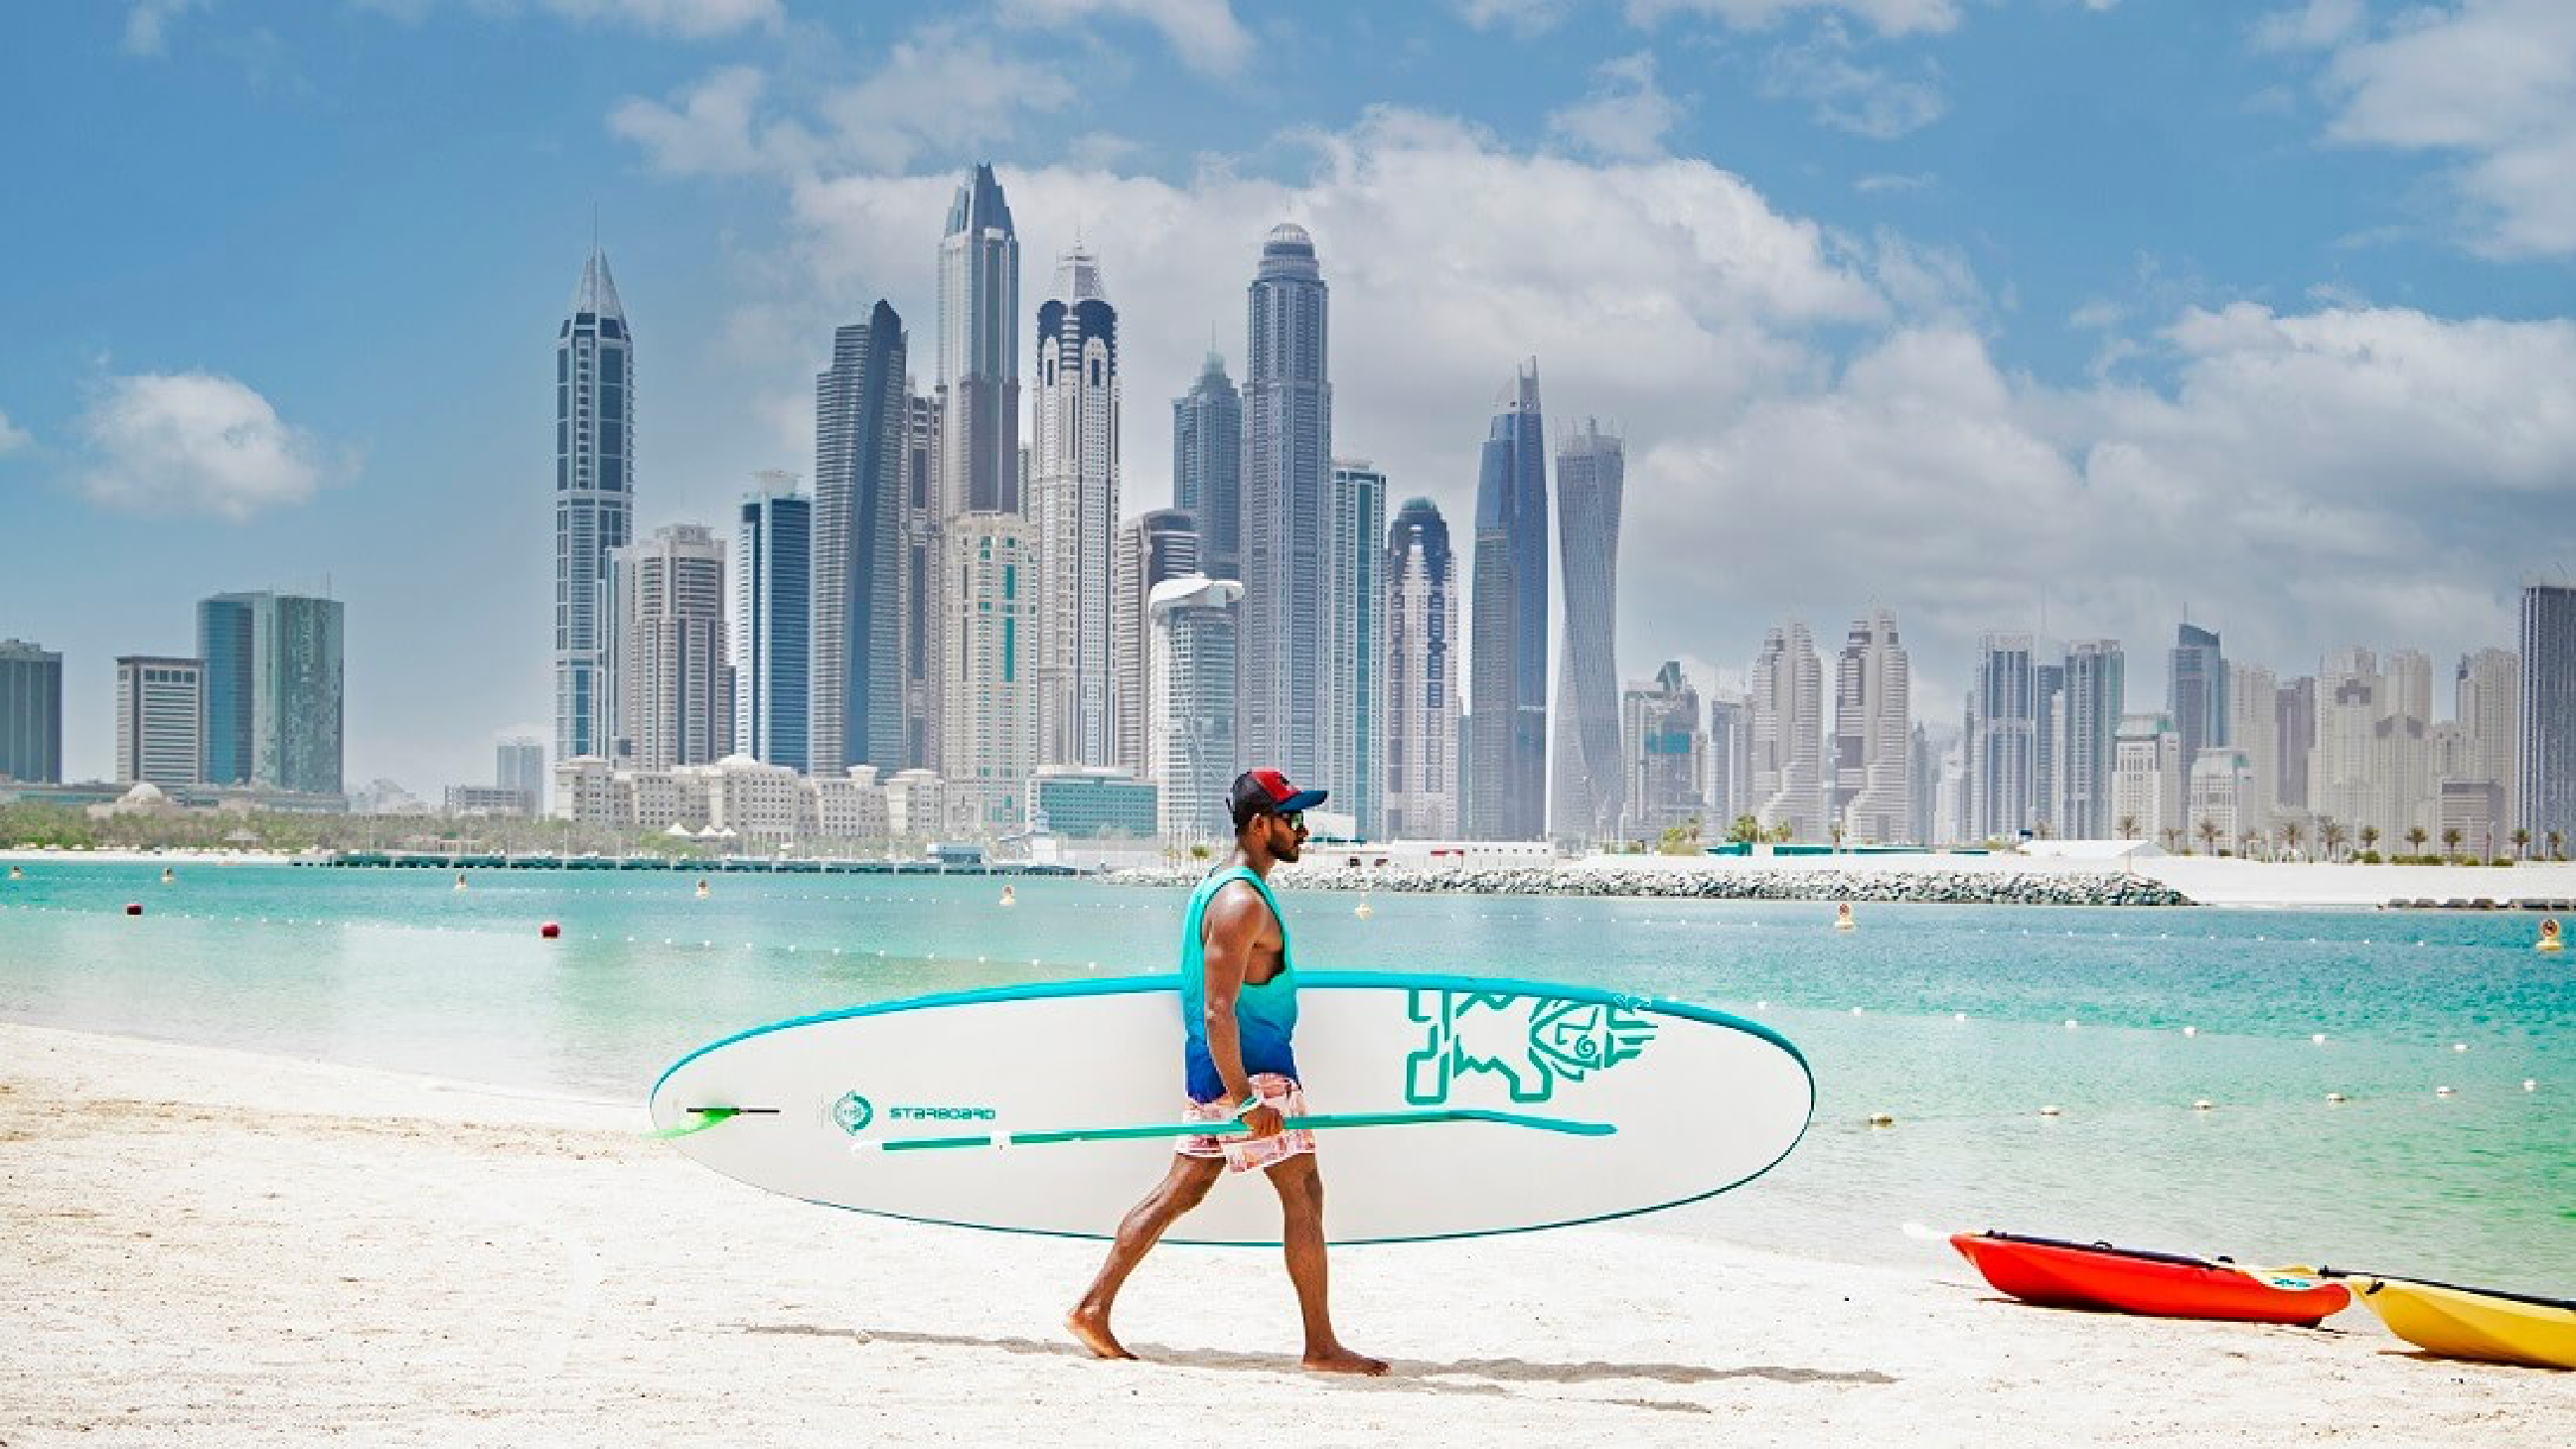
[540,922,561,940]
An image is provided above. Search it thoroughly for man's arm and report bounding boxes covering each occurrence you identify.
[1198,883,1286,1138]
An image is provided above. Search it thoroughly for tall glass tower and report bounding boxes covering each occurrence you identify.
[1173,350,1242,583]
[555,246,633,766]
[1549,417,1622,845]
[2521,584,2576,846]
[1241,222,1331,783]
[198,592,344,796]
[1032,246,1120,769]
[938,165,1020,517]
[1466,359,1548,841]
[0,640,63,785]
[2169,622,2227,774]
[1327,460,1386,837]
[813,305,909,774]
[1382,499,1457,840]
[735,472,812,773]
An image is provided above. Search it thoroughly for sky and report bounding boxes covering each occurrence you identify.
[2,0,2573,796]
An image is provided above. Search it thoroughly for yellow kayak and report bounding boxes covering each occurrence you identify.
[2349,1275,2576,1370]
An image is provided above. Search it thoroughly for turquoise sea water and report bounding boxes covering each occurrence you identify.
[2,862,2567,1290]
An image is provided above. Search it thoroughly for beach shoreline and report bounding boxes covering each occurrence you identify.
[2,1019,2561,1446]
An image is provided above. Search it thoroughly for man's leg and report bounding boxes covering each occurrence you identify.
[1265,1154,1388,1376]
[1067,1153,1224,1360]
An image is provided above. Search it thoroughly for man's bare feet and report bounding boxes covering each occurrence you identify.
[1302,1344,1391,1377]
[1065,1307,1136,1362]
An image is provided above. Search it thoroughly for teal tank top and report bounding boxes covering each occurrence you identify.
[1179,865,1298,1101]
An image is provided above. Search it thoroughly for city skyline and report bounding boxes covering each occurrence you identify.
[6,5,2576,796]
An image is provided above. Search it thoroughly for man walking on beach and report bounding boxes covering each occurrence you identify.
[1068,769,1388,1376]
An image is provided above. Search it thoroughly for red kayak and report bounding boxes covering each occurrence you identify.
[1951,1232,2351,1326]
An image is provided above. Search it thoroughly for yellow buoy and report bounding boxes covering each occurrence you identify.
[1868,1111,1894,1127]
[2538,918,2563,951]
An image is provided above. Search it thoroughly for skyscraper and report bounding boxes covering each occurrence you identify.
[2226,661,2279,836]
[0,640,62,785]
[115,656,202,791]
[2031,659,2066,834]
[812,306,909,775]
[1172,350,1242,585]
[1832,609,1910,844]
[612,525,727,771]
[938,165,1020,517]
[555,245,633,767]
[1150,576,1241,842]
[2452,648,2519,830]
[2276,674,2316,817]
[1239,222,1331,784]
[2060,641,2124,839]
[198,593,344,796]
[734,471,812,773]
[1114,509,1202,782]
[940,515,1038,833]
[1968,633,2037,841]
[902,388,942,769]
[1465,360,1549,840]
[1032,246,1120,769]
[1550,418,1623,846]
[1621,661,1705,840]
[1324,460,1387,838]
[1709,691,1750,829]
[2169,623,2227,773]
[1749,621,1826,841]
[1382,498,1457,841]
[2518,584,2575,848]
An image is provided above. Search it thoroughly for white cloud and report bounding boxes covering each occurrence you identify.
[0,410,29,456]
[543,0,780,38]
[121,0,208,58]
[1628,0,1962,38]
[1763,26,1946,138]
[2252,0,2365,53]
[1000,0,1252,76]
[1453,0,1571,34]
[77,372,339,520]
[1854,171,1934,194]
[2286,0,2576,256]
[613,34,1078,180]
[1548,53,1688,161]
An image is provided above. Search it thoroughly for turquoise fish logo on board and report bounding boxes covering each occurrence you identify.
[1405,991,1656,1104]
[832,1092,875,1135]
[828,1092,997,1135]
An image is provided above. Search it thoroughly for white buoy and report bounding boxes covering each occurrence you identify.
[2192,1099,2214,1110]
[2312,1033,2329,1045]
[2039,1105,2063,1117]
[2063,1019,2079,1030]
[2525,1080,2538,1092]
[2326,1092,2348,1103]
[1755,999,1767,1010]
[2453,1043,2469,1054]
[2436,1086,2454,1096]
[1953,1012,1968,1022]
[2182,1026,2197,1038]
[1850,1006,1864,1016]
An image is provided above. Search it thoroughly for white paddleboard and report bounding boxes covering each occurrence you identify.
[649,971,1813,1245]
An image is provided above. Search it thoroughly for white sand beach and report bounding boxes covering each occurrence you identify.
[1,1022,2563,1447]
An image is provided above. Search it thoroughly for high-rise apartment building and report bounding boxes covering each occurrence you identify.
[2276,674,2316,817]
[555,245,633,767]
[0,640,63,784]
[2169,623,2227,774]
[940,516,1038,833]
[1326,460,1386,837]
[1114,509,1201,782]
[1172,351,1242,585]
[199,593,344,796]
[1549,418,1623,846]
[2518,584,2575,849]
[902,388,942,769]
[1239,222,1332,784]
[812,306,909,774]
[2452,648,2519,840]
[1465,360,1549,840]
[1031,246,1120,769]
[1749,621,1826,841]
[497,736,546,810]
[1150,576,1241,842]
[2110,711,2184,843]
[734,471,811,773]
[1968,633,2037,841]
[2225,661,2279,835]
[1382,498,1457,841]
[1620,661,1704,840]
[612,525,727,771]
[2313,647,2435,846]
[2059,640,2124,839]
[1709,691,1750,829]
[114,656,202,790]
[1831,609,1910,844]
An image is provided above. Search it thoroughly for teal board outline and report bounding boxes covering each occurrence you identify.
[647,969,1815,1247]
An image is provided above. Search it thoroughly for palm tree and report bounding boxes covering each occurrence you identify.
[2197,818,2221,855]
[2404,825,2428,858]
[2279,820,2304,860]
[2320,819,2347,860]
[2239,828,2262,860]
[2551,829,2566,862]
[2440,827,2463,862]
[2360,825,2381,859]
[2160,826,2182,853]
[2511,827,2531,861]
[2118,814,2139,842]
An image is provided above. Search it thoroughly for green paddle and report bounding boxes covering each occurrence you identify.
[863,1107,1616,1153]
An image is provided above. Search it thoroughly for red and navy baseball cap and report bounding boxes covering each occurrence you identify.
[1230,768,1328,829]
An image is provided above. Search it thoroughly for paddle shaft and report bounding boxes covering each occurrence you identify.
[872,1106,1615,1152]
